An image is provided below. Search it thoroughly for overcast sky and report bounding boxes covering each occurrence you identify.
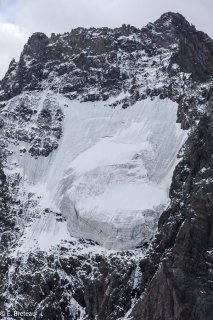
[0,0,212,79]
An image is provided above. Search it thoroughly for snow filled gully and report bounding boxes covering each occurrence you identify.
[14,93,188,252]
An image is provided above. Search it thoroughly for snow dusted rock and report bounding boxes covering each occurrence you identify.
[130,100,213,320]
[1,11,213,104]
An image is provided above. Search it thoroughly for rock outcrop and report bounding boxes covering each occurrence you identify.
[131,102,213,320]
[1,12,213,103]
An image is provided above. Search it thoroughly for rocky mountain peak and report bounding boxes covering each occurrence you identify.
[23,32,49,58]
[27,32,48,44]
[0,12,213,103]
[144,11,194,39]
[155,11,192,29]
[144,11,213,81]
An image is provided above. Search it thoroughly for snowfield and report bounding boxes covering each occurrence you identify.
[7,92,187,250]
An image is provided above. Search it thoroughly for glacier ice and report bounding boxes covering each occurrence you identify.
[8,92,187,250]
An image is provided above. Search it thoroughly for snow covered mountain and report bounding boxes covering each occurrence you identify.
[0,12,212,320]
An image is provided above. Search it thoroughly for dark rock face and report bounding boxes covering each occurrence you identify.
[130,104,213,320]
[1,33,49,98]
[3,247,141,320]
[0,91,64,158]
[0,166,10,249]
[0,11,213,320]
[153,12,213,80]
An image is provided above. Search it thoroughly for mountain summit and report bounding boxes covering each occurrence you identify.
[1,11,213,103]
